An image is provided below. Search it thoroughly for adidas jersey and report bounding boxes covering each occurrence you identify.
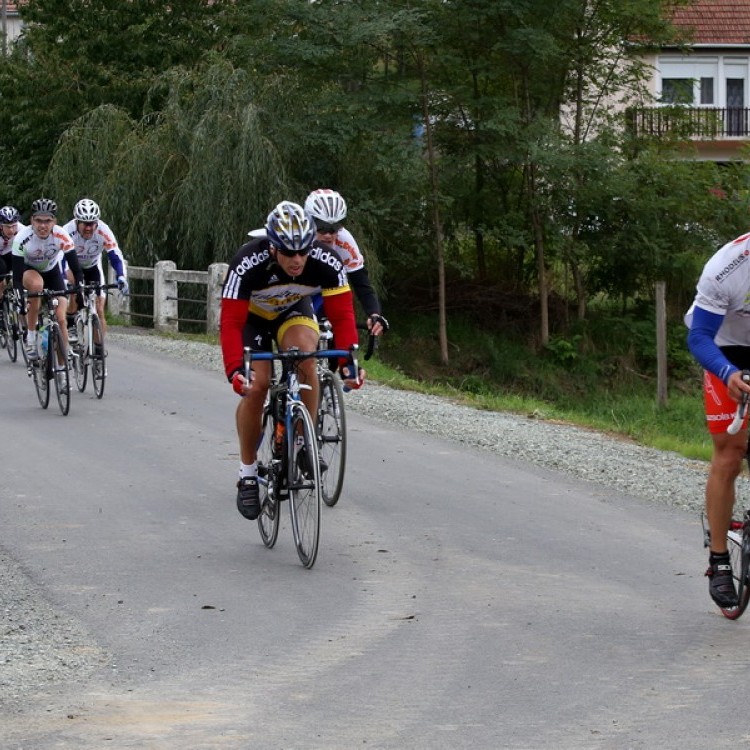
[685,231,750,347]
[222,238,350,319]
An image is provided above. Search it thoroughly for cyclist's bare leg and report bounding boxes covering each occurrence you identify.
[706,429,747,553]
[236,360,271,465]
[22,269,42,331]
[95,295,107,336]
[54,294,69,351]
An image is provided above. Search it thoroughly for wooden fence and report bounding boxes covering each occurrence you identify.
[107,260,228,333]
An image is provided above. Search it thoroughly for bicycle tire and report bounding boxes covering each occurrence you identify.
[0,298,7,351]
[91,315,106,399]
[32,335,50,409]
[287,401,322,568]
[318,370,347,507]
[50,325,70,416]
[721,522,750,620]
[72,314,88,392]
[257,404,280,548]
[7,308,18,363]
[2,296,16,362]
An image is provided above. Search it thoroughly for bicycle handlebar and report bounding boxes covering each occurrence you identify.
[245,344,362,386]
[727,370,750,435]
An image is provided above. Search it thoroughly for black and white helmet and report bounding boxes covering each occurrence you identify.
[0,205,19,224]
[304,189,347,224]
[31,198,57,217]
[73,198,101,222]
[265,201,316,254]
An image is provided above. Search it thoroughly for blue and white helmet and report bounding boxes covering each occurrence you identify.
[265,201,316,253]
[0,205,19,224]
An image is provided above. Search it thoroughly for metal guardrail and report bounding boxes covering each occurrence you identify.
[626,106,750,139]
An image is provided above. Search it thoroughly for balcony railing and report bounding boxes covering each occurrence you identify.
[626,106,750,139]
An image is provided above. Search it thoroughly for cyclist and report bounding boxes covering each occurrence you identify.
[0,205,26,324]
[62,198,128,341]
[686,229,750,609]
[12,198,84,360]
[304,188,388,337]
[220,201,364,521]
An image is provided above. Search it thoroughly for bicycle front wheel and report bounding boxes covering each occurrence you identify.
[318,370,347,507]
[257,405,280,549]
[91,315,106,398]
[31,339,50,409]
[723,522,750,620]
[72,316,88,392]
[50,325,70,416]
[287,401,322,569]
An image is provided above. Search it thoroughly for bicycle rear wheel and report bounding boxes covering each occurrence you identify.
[287,401,322,568]
[72,316,88,392]
[257,405,280,548]
[722,521,750,620]
[50,325,70,416]
[318,370,347,507]
[91,315,106,398]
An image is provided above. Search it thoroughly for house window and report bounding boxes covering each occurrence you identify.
[700,77,714,105]
[662,78,693,104]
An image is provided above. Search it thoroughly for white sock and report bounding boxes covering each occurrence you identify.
[27,330,37,346]
[239,461,257,479]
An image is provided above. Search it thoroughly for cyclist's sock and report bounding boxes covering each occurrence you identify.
[239,461,257,479]
[66,313,75,327]
[710,551,731,564]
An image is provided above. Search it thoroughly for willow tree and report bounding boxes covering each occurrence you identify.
[46,59,290,268]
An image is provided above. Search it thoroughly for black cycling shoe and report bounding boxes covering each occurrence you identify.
[236,477,260,520]
[706,555,739,608]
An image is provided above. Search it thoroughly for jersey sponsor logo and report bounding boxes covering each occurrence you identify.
[715,250,750,283]
[707,412,736,421]
[235,249,269,276]
[310,246,344,272]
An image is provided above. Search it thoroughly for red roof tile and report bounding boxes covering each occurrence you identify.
[670,0,750,45]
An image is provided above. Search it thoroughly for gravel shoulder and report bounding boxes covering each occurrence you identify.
[1,327,715,705]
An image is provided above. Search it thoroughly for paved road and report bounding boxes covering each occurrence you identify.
[0,339,747,749]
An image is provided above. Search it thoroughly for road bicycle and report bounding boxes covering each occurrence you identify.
[248,343,359,569]
[316,319,377,507]
[69,281,119,398]
[25,289,71,416]
[703,373,750,620]
[0,273,28,365]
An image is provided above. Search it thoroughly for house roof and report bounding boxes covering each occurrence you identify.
[670,0,750,45]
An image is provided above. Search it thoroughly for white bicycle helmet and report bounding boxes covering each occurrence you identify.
[304,189,347,224]
[265,201,316,254]
[73,198,101,222]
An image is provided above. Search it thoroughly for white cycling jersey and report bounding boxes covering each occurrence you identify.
[0,222,27,256]
[62,218,125,271]
[685,230,750,347]
[12,223,75,272]
[247,226,365,272]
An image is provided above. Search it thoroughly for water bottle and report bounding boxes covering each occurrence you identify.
[39,325,48,355]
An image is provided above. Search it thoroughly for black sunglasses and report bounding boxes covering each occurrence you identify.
[274,244,311,257]
[316,222,342,234]
[79,221,97,228]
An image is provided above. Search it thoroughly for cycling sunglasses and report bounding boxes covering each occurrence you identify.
[316,221,342,234]
[273,244,311,257]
